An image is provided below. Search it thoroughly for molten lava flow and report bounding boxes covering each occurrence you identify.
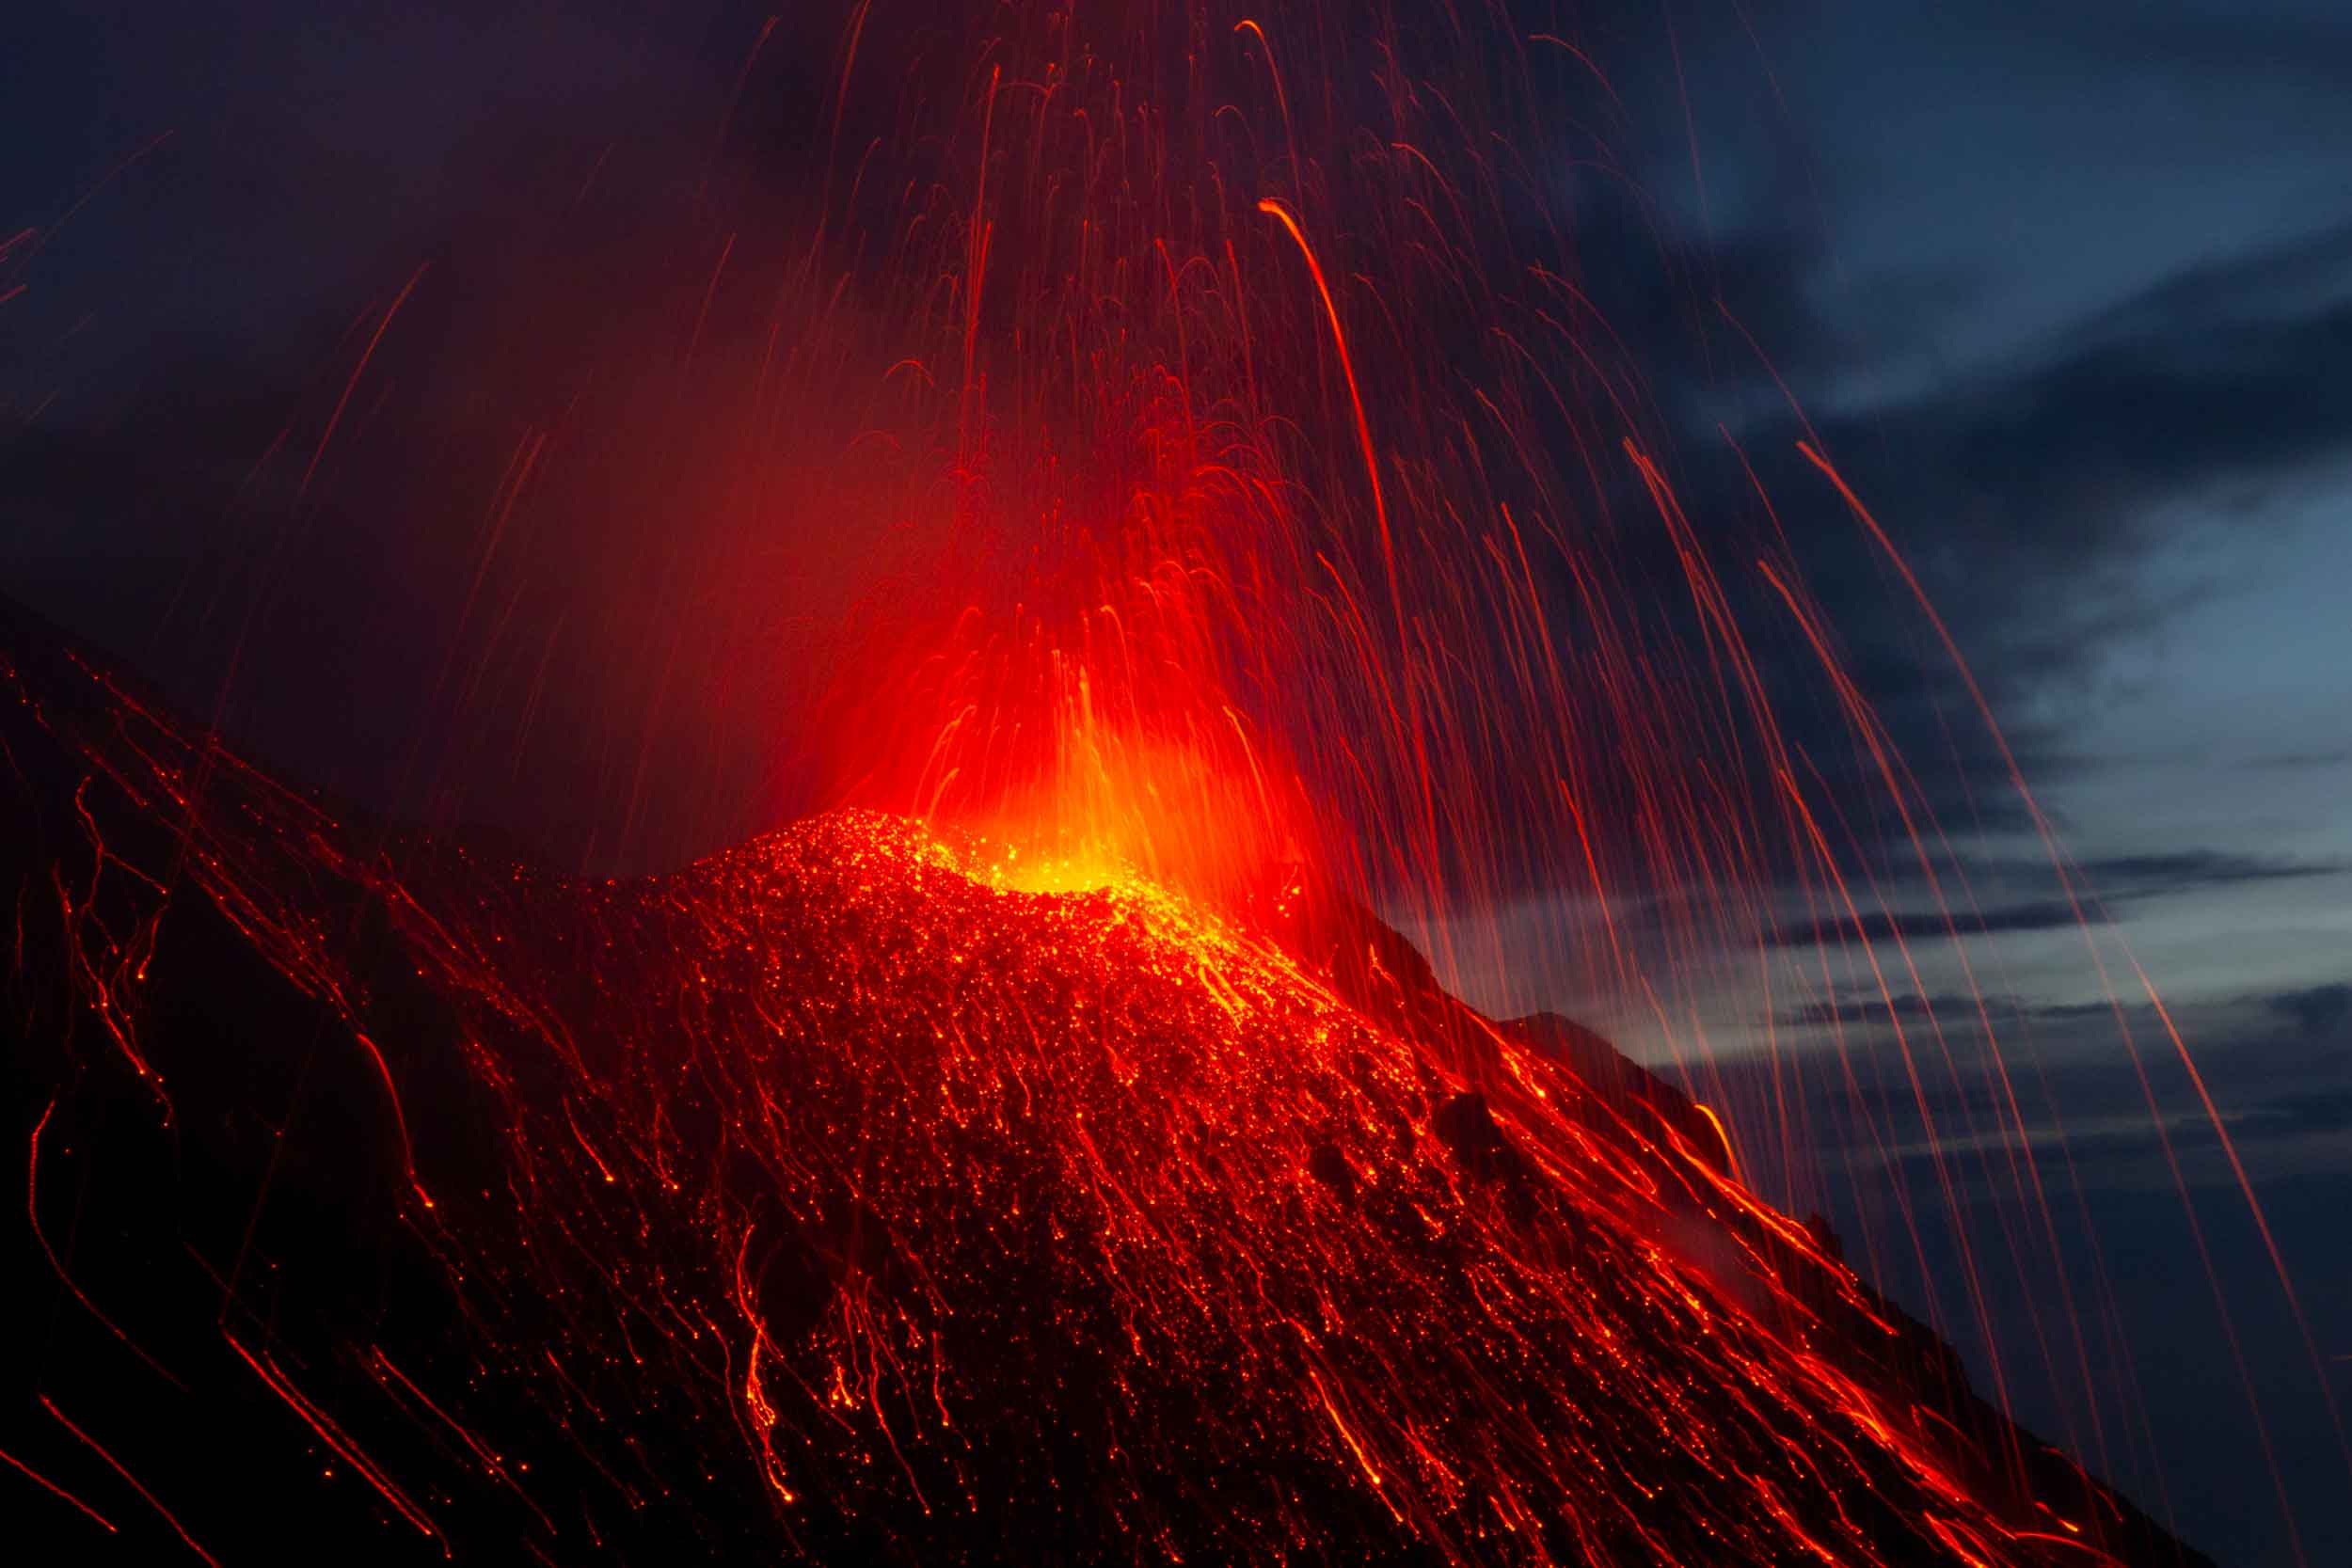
[2,645,2189,1566]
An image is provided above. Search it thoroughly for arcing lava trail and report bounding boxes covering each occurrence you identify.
[1,616,2204,1565]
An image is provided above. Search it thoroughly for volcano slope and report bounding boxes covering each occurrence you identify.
[0,612,2209,1566]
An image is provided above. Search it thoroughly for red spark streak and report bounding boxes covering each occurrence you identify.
[28,1100,184,1387]
[294,263,430,507]
[1256,198,1392,625]
[39,1395,218,1566]
[225,1335,448,1551]
[0,1439,119,1535]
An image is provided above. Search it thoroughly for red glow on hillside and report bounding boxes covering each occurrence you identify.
[14,645,2183,1563]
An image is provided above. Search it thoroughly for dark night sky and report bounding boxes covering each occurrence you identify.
[5,3,2348,1564]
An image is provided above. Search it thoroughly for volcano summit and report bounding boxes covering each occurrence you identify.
[0,615,2206,1565]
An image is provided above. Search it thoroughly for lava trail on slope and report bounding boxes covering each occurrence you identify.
[1,614,2204,1564]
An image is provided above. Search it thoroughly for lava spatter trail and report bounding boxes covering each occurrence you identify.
[0,629,2199,1565]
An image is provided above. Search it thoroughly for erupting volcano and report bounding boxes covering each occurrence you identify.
[5,0,2333,1562]
[3,608,2207,1565]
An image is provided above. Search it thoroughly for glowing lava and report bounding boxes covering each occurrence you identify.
[3,641,2193,1566]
